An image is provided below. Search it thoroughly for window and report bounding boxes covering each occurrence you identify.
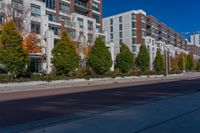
[132,22,136,28]
[49,24,60,35]
[92,1,100,12]
[88,33,93,43]
[88,21,93,30]
[31,21,40,34]
[132,37,136,44]
[132,30,136,36]
[142,22,145,29]
[119,16,123,23]
[78,18,84,28]
[59,1,70,14]
[110,33,113,42]
[46,11,56,22]
[119,32,123,38]
[92,14,100,24]
[45,0,56,10]
[132,45,137,52]
[110,19,113,25]
[119,39,123,44]
[142,31,145,36]
[110,26,113,32]
[131,13,136,20]
[119,24,123,31]
[31,4,41,17]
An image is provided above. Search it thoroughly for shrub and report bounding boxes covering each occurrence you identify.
[88,37,112,75]
[154,49,164,72]
[116,43,134,73]
[51,32,79,75]
[135,44,150,72]
[0,21,28,78]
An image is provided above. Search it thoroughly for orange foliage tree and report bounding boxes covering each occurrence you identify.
[23,33,42,53]
[170,56,179,70]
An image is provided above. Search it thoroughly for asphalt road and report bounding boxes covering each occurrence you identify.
[0,77,200,131]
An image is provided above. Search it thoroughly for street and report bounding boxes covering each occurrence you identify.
[0,77,200,132]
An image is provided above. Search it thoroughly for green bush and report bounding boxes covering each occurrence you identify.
[135,44,150,72]
[186,54,194,71]
[88,37,112,75]
[178,53,186,70]
[0,21,28,78]
[116,43,134,73]
[154,49,164,72]
[51,32,79,75]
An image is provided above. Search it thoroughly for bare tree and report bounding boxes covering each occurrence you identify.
[1,1,31,36]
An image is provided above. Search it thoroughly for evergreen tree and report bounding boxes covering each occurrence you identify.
[0,21,28,78]
[178,53,185,70]
[186,54,194,70]
[51,32,79,75]
[88,37,112,75]
[135,44,150,72]
[116,43,134,73]
[153,49,164,72]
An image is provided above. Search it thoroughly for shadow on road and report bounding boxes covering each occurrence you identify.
[0,79,199,129]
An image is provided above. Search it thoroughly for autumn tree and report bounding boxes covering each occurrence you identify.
[23,33,43,53]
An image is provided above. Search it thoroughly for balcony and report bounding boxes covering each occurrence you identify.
[74,0,90,13]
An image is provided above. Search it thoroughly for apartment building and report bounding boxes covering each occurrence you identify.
[0,0,113,74]
[190,33,200,45]
[103,10,146,58]
[103,9,190,70]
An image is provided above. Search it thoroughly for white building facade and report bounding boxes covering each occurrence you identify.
[190,33,200,45]
[0,0,115,74]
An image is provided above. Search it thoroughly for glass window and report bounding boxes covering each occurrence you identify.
[49,24,60,35]
[31,21,40,34]
[31,4,41,17]
[59,1,70,14]
[46,11,56,22]
[132,30,136,36]
[132,22,136,28]
[88,20,93,30]
[110,26,113,32]
[45,0,56,10]
[78,18,84,28]
[92,1,100,12]
[119,24,123,31]
[110,19,113,25]
[119,16,123,23]
[132,45,136,52]
[132,37,136,44]
[131,13,136,20]
[119,32,123,38]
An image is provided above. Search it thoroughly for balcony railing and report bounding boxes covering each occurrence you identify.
[75,0,90,10]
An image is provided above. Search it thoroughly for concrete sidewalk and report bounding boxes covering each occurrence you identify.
[28,90,200,133]
[0,72,199,93]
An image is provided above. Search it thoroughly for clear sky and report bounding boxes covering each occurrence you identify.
[102,0,200,33]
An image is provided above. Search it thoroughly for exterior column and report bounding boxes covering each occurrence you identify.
[45,30,54,74]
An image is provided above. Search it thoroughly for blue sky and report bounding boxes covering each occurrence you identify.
[102,0,200,33]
